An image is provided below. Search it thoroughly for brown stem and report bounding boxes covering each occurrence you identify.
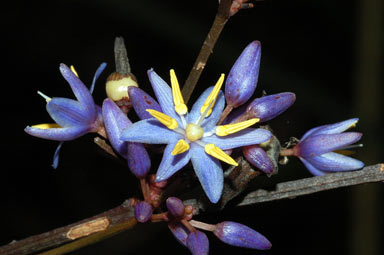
[189,220,216,232]
[182,0,233,104]
[280,148,295,157]
[0,199,137,255]
[217,104,234,125]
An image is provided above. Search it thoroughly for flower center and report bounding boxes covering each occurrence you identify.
[185,123,204,142]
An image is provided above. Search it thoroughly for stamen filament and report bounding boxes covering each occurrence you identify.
[170,69,188,115]
[37,91,52,103]
[171,139,190,155]
[196,99,215,126]
[204,143,238,166]
[216,118,260,136]
[200,73,225,117]
[146,109,178,130]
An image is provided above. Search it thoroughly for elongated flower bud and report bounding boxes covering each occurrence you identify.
[168,222,189,247]
[187,231,209,255]
[225,41,261,108]
[127,142,151,178]
[214,221,271,250]
[134,201,153,223]
[128,87,162,120]
[242,145,274,174]
[246,92,296,122]
[166,197,185,218]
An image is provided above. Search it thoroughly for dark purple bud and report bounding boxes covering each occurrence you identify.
[242,145,275,174]
[166,197,185,218]
[225,41,261,108]
[134,201,153,223]
[246,92,296,122]
[128,86,162,120]
[127,142,151,179]
[214,221,271,250]
[187,230,209,255]
[168,222,189,247]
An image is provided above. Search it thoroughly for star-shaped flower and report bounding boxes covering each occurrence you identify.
[121,69,272,203]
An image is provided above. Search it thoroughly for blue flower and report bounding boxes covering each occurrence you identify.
[121,69,272,203]
[291,118,364,176]
[25,63,106,168]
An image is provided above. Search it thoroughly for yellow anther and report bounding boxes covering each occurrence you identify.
[200,73,225,117]
[70,65,79,77]
[146,109,178,130]
[171,139,190,155]
[216,118,260,136]
[170,69,188,115]
[31,123,61,129]
[204,144,238,166]
[185,123,204,142]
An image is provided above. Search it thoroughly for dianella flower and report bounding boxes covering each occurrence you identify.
[283,118,364,176]
[25,63,106,168]
[121,69,272,203]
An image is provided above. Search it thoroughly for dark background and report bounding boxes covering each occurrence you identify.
[2,0,383,254]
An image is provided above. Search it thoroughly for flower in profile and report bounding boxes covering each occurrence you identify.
[282,118,364,176]
[121,69,272,203]
[24,63,106,168]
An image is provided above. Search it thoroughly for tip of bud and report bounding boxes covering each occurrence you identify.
[166,197,185,218]
[134,201,153,223]
[187,231,209,255]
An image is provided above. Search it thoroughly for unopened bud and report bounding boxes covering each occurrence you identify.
[242,145,275,174]
[166,197,185,218]
[128,87,162,120]
[134,201,153,223]
[187,230,209,255]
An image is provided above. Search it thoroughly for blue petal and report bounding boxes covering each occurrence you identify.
[59,64,96,120]
[127,143,151,178]
[187,87,225,131]
[301,118,359,140]
[25,125,90,141]
[89,62,107,94]
[305,152,364,172]
[299,157,327,176]
[102,99,132,157]
[52,141,64,169]
[190,143,223,203]
[47,98,92,127]
[147,69,180,122]
[202,128,272,150]
[121,119,182,144]
[155,141,191,181]
[297,132,362,157]
[128,87,163,120]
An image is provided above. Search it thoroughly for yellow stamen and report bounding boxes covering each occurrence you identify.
[200,74,225,117]
[70,65,79,77]
[171,139,190,155]
[204,144,238,166]
[216,118,260,136]
[31,123,61,129]
[170,69,188,115]
[146,109,178,130]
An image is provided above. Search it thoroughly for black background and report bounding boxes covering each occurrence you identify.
[2,0,383,254]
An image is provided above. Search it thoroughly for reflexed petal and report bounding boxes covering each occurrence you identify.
[147,69,180,121]
[89,62,107,94]
[202,128,272,150]
[47,98,92,127]
[127,143,151,178]
[214,221,272,250]
[187,87,225,130]
[102,99,132,157]
[301,118,359,140]
[128,87,162,120]
[52,141,64,169]
[190,144,223,203]
[187,230,209,255]
[59,64,96,119]
[306,152,364,172]
[155,141,191,181]
[297,132,362,157]
[299,157,326,176]
[168,222,189,247]
[25,125,89,141]
[121,119,182,144]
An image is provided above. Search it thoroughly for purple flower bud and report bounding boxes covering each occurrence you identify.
[214,221,271,250]
[127,142,151,178]
[166,197,185,218]
[187,230,209,255]
[168,222,189,247]
[246,92,296,122]
[225,41,261,108]
[134,201,153,223]
[242,145,275,174]
[128,86,162,120]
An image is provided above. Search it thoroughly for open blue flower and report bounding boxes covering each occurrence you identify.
[292,118,364,176]
[25,63,106,167]
[121,69,272,203]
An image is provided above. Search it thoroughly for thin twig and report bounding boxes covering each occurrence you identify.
[182,0,233,103]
